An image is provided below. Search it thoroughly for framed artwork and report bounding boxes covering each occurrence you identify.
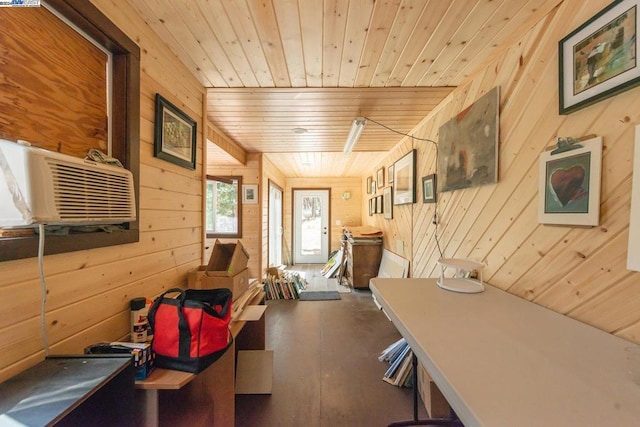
[366,176,373,194]
[422,174,437,204]
[393,149,416,205]
[383,187,393,219]
[369,198,374,216]
[377,195,383,213]
[154,93,197,170]
[559,0,640,114]
[438,86,499,192]
[377,167,385,188]
[388,165,394,184]
[242,184,258,204]
[538,136,602,226]
[627,125,640,271]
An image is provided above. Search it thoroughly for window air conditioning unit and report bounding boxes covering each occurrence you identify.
[0,139,136,227]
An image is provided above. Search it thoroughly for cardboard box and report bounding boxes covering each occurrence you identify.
[206,239,249,277]
[188,266,249,300]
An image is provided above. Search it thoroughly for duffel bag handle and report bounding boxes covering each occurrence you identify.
[148,287,186,332]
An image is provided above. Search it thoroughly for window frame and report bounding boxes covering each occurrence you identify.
[0,0,140,262]
[206,175,243,239]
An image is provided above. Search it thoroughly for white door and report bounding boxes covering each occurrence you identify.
[293,189,330,264]
[268,182,283,267]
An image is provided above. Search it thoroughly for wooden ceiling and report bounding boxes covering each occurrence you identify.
[132,0,561,176]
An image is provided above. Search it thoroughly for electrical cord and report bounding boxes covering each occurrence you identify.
[38,224,50,356]
[363,117,444,258]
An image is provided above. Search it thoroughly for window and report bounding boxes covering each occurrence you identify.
[206,176,242,238]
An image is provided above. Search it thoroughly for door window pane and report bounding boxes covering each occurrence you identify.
[300,196,322,256]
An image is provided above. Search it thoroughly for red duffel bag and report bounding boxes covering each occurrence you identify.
[148,287,233,373]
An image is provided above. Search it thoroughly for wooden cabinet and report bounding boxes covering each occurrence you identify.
[345,238,382,289]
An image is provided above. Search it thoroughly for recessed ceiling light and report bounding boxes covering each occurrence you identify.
[292,127,308,134]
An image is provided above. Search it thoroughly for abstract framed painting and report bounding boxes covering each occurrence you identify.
[538,136,602,226]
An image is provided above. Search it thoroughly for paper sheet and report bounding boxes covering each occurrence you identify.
[237,304,266,321]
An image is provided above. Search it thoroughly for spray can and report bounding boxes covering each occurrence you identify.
[130,297,148,343]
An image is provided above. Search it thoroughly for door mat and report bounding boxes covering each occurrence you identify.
[299,290,341,301]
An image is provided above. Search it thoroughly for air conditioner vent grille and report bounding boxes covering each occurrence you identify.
[49,159,134,220]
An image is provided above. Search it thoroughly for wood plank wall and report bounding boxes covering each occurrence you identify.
[205,153,262,279]
[0,0,205,382]
[366,0,640,344]
[284,177,362,264]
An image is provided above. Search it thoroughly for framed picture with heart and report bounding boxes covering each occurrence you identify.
[538,136,602,226]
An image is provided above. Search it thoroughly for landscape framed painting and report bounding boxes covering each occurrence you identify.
[383,187,393,219]
[422,174,437,204]
[559,0,640,114]
[154,93,197,170]
[538,136,602,226]
[393,150,416,205]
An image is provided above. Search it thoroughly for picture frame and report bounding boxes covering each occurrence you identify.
[371,180,377,195]
[422,174,437,204]
[388,165,394,184]
[559,0,640,114]
[369,198,374,216]
[377,195,384,214]
[393,149,416,205]
[377,167,385,188]
[383,187,393,219]
[366,176,373,194]
[242,184,258,204]
[538,136,602,226]
[154,93,197,170]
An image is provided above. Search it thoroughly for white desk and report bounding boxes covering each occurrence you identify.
[370,278,640,427]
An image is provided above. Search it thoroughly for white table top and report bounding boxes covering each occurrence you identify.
[370,278,640,427]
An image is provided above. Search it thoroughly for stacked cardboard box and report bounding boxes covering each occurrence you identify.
[188,239,249,299]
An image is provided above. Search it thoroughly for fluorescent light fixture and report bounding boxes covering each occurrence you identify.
[343,117,366,153]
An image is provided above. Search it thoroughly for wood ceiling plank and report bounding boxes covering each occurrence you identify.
[272,0,306,87]
[246,0,291,87]
[221,0,275,87]
[355,0,403,87]
[322,0,349,87]
[299,0,324,87]
[195,0,260,87]
[370,0,429,87]
[338,0,376,87]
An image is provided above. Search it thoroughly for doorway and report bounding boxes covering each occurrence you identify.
[268,181,283,267]
[293,189,330,264]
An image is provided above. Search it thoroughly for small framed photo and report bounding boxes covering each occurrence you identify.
[371,180,377,195]
[377,195,384,213]
[388,165,394,184]
[383,187,393,219]
[377,167,385,188]
[369,198,374,216]
[538,136,602,226]
[366,176,373,194]
[154,93,197,170]
[559,0,640,114]
[422,174,437,204]
[242,184,258,204]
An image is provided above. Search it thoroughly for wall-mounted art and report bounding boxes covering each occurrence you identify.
[393,149,416,205]
[388,165,394,184]
[377,167,385,188]
[559,0,640,114]
[369,198,374,216]
[627,125,640,271]
[377,195,383,213]
[422,174,437,204]
[383,187,393,219]
[154,93,197,170]
[438,86,499,192]
[242,184,258,204]
[538,136,602,226]
[366,176,372,194]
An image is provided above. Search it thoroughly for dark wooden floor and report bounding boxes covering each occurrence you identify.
[235,266,426,427]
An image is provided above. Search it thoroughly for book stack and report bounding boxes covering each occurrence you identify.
[263,271,307,300]
[379,338,413,387]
